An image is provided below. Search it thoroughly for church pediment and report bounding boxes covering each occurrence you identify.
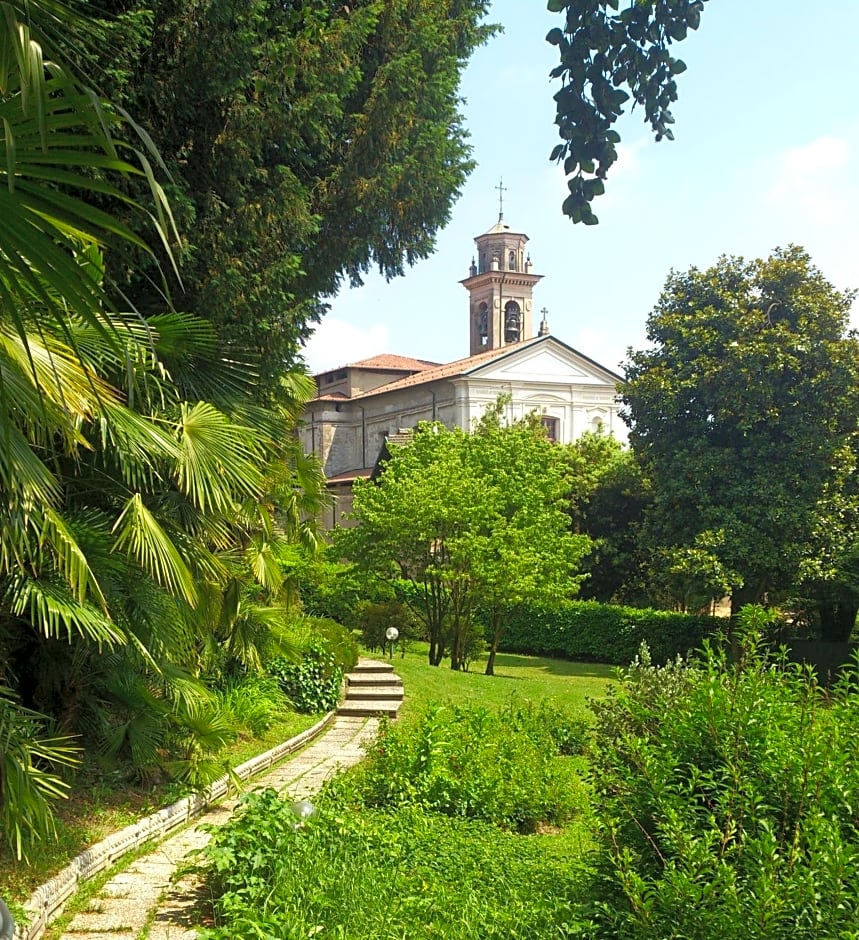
[465,337,620,388]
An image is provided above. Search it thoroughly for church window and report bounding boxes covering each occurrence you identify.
[508,250,517,271]
[541,416,559,442]
[504,301,521,343]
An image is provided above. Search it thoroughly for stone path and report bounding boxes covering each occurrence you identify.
[56,714,382,940]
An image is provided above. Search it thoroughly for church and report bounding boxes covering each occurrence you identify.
[300,213,623,527]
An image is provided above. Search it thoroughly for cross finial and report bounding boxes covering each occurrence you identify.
[495,177,507,221]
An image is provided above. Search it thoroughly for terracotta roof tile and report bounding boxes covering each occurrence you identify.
[352,338,541,399]
[316,354,440,376]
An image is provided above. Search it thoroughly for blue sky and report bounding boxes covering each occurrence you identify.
[303,0,859,376]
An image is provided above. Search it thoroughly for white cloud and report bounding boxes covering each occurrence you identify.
[768,136,852,225]
[302,319,390,374]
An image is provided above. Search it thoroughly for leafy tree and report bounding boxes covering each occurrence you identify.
[621,246,859,621]
[86,0,496,394]
[567,431,652,604]
[546,0,708,223]
[339,408,590,670]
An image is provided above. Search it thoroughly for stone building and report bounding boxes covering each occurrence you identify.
[301,214,623,527]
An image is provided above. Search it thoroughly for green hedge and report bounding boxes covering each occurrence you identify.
[495,600,723,666]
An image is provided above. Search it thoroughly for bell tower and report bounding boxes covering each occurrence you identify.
[460,184,543,355]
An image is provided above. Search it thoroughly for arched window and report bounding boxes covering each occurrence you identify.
[504,301,521,343]
[508,249,517,271]
[478,302,489,346]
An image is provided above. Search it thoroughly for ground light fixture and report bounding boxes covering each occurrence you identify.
[291,800,316,830]
[0,897,14,940]
[385,626,399,659]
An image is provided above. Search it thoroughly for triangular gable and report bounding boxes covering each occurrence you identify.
[464,336,620,387]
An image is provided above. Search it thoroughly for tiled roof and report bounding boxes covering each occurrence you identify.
[317,354,440,376]
[313,391,349,402]
[352,337,542,399]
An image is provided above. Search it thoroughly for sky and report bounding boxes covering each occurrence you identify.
[302,0,859,377]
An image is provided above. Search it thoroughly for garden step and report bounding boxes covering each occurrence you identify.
[344,686,404,702]
[351,659,396,674]
[337,699,402,718]
[346,672,403,687]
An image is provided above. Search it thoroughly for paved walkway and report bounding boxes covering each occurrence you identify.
[56,715,381,940]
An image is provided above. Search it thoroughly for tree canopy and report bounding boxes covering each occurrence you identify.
[338,407,590,671]
[87,0,495,394]
[621,246,859,620]
[547,0,708,224]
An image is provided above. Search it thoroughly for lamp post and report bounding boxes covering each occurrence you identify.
[384,626,399,660]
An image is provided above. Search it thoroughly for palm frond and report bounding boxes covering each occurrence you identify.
[112,493,197,605]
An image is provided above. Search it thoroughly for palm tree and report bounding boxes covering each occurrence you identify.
[0,1,330,856]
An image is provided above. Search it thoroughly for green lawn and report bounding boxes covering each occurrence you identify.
[387,642,615,719]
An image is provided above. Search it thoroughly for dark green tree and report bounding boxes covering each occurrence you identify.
[622,246,859,621]
[86,0,495,394]
[546,0,708,223]
[566,432,652,604]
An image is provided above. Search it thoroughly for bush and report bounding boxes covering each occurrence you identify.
[216,674,290,736]
[268,641,342,714]
[344,702,586,832]
[309,617,359,673]
[578,606,859,938]
[192,791,589,940]
[496,599,720,665]
[358,600,423,654]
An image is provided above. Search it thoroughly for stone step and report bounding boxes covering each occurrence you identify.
[337,700,402,718]
[351,659,395,674]
[344,687,404,702]
[347,672,403,687]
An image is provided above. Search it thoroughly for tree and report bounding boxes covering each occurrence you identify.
[566,431,652,604]
[546,0,708,223]
[86,0,496,394]
[621,246,859,621]
[338,408,590,670]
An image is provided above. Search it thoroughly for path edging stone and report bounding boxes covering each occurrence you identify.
[14,712,337,940]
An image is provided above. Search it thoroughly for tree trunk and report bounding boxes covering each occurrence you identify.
[484,609,503,676]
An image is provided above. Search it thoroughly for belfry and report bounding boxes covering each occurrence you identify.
[460,181,543,355]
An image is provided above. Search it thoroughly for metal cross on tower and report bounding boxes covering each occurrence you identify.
[495,178,507,221]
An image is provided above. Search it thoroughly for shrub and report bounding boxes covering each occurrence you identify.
[308,617,359,673]
[345,702,586,831]
[192,791,589,940]
[358,600,423,654]
[496,599,720,665]
[216,674,290,737]
[268,641,342,714]
[578,606,859,938]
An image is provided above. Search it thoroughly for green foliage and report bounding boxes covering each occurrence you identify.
[345,703,586,832]
[566,432,652,604]
[0,689,80,860]
[623,247,859,618]
[547,0,708,223]
[192,791,588,940]
[578,607,859,937]
[215,674,291,737]
[93,0,496,390]
[358,599,424,653]
[269,629,345,714]
[497,599,718,665]
[340,410,591,671]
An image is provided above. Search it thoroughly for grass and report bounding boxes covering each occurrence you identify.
[0,710,320,904]
[193,645,615,939]
[390,641,615,719]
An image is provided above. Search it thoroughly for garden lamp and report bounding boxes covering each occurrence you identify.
[385,626,399,659]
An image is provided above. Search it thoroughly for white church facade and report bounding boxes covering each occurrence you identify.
[301,214,623,527]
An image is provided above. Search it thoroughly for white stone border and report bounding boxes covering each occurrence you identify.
[14,712,336,940]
